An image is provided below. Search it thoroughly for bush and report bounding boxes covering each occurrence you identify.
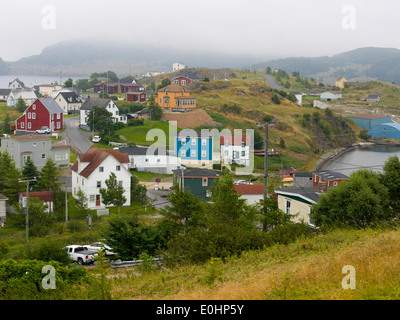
[128,119,144,126]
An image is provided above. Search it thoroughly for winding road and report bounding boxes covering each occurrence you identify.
[61,115,93,154]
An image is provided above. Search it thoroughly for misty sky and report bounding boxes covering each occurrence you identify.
[1,0,399,61]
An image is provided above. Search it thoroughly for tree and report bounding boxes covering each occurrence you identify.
[359,130,371,141]
[36,157,62,193]
[99,172,126,213]
[131,175,148,207]
[16,97,27,113]
[22,156,40,190]
[284,80,291,89]
[254,130,264,150]
[64,78,73,88]
[86,106,114,136]
[0,151,23,204]
[258,195,292,231]
[310,169,392,228]
[75,187,88,217]
[157,78,171,90]
[2,114,11,135]
[147,95,163,120]
[271,94,281,104]
[380,155,400,214]
[147,81,156,92]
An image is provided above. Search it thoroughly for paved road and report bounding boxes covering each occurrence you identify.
[62,115,93,154]
[258,73,282,90]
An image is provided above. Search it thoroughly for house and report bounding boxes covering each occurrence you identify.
[171,76,192,87]
[366,94,381,103]
[220,134,251,166]
[118,146,182,174]
[172,168,220,201]
[175,130,213,169]
[0,89,11,101]
[233,184,264,205]
[320,91,342,101]
[156,83,196,111]
[1,135,70,170]
[0,194,8,226]
[93,82,143,94]
[172,62,186,72]
[293,172,314,188]
[275,187,321,225]
[348,113,391,130]
[71,146,131,209]
[8,78,24,89]
[313,100,331,109]
[289,91,303,105]
[15,97,64,133]
[368,123,400,140]
[38,84,63,97]
[7,88,37,107]
[79,97,127,129]
[54,91,82,115]
[312,170,349,188]
[125,91,147,103]
[335,77,347,89]
[280,166,296,180]
[19,191,54,213]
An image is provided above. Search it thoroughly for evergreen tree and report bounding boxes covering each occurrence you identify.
[22,156,40,190]
[99,172,126,213]
[36,157,62,193]
[86,106,114,136]
[0,151,23,204]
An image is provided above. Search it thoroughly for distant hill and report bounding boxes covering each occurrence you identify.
[253,47,400,84]
[1,40,261,77]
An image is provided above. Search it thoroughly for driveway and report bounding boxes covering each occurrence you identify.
[61,115,93,154]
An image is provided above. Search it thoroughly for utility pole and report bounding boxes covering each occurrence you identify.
[19,178,36,245]
[264,123,268,199]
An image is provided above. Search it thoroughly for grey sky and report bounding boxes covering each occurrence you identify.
[1,0,399,61]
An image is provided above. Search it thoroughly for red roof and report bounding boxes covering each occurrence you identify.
[20,191,54,202]
[72,146,129,178]
[348,113,389,120]
[0,194,8,200]
[220,134,249,146]
[233,184,264,195]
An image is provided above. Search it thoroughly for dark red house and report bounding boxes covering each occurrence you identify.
[312,170,349,188]
[94,82,142,94]
[15,97,64,133]
[125,91,147,103]
[172,76,192,87]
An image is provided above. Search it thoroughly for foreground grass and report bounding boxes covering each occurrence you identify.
[103,227,400,300]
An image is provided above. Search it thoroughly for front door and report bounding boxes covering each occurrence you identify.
[96,194,101,206]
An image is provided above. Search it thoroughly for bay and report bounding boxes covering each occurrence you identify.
[0,75,86,88]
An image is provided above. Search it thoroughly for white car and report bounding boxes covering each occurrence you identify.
[92,135,101,143]
[36,126,51,134]
[83,242,117,256]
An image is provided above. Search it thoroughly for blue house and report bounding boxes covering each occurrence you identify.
[175,130,214,169]
[172,168,220,201]
[369,123,400,140]
[348,114,391,130]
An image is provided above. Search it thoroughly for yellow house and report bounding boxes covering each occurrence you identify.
[335,77,347,89]
[156,83,196,110]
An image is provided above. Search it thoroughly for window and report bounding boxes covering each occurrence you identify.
[57,122,60,129]
[202,150,207,158]
[32,113,35,119]
[202,139,207,146]
[97,181,101,188]
[89,195,95,202]
[33,142,37,147]
[182,80,186,86]
[99,166,104,172]
[241,151,246,157]
[33,104,36,110]
[118,181,123,187]
[42,142,46,149]
[57,113,60,119]
[42,154,46,159]
[241,141,246,147]
[191,138,196,145]
[202,177,208,187]
[333,181,338,186]
[174,80,179,84]
[157,159,161,163]
[27,122,31,129]
[181,138,186,145]
[206,190,212,198]
[191,150,196,157]
[28,113,31,119]
[145,158,149,162]
[21,122,24,129]
[285,199,291,214]
[116,165,121,171]
[180,149,186,157]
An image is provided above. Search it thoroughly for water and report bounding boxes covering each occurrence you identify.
[322,146,400,176]
[0,75,86,88]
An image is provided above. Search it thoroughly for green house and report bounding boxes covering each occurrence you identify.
[172,169,220,201]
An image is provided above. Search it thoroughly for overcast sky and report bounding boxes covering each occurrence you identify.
[1,0,399,61]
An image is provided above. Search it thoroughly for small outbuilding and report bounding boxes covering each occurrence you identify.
[368,123,400,140]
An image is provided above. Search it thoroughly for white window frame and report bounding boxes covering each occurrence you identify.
[285,199,291,214]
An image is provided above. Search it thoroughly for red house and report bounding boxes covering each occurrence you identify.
[312,170,349,188]
[172,76,192,87]
[125,91,147,103]
[15,97,64,133]
[94,82,142,94]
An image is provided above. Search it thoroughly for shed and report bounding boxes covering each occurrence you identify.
[348,114,391,130]
[368,123,400,140]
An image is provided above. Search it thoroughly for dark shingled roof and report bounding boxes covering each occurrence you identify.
[57,91,82,104]
[275,187,321,203]
[313,170,349,180]
[172,168,220,177]
[119,146,169,156]
[80,97,113,110]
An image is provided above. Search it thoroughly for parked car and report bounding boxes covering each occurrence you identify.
[64,245,97,265]
[92,135,101,143]
[83,242,117,256]
[36,126,51,134]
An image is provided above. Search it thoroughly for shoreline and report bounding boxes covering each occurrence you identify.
[313,141,400,171]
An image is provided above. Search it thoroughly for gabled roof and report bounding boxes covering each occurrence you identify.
[2,134,51,142]
[20,191,54,202]
[234,184,264,195]
[348,113,389,120]
[80,97,114,110]
[9,78,24,87]
[220,134,248,145]
[0,89,11,96]
[57,91,82,104]
[119,146,168,156]
[313,170,349,180]
[72,146,129,178]
[38,97,64,113]
[366,94,380,99]
[0,194,8,200]
[158,83,188,93]
[275,187,320,203]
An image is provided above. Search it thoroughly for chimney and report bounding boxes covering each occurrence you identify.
[317,181,328,193]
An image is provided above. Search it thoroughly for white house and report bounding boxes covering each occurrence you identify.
[8,78,25,89]
[320,91,342,101]
[71,146,131,209]
[0,194,8,225]
[118,146,182,174]
[233,184,264,205]
[220,134,251,166]
[172,62,186,72]
[19,191,54,213]
[0,89,11,101]
[54,91,82,115]
[289,91,303,105]
[79,97,127,128]
[39,84,63,97]
[7,89,37,107]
